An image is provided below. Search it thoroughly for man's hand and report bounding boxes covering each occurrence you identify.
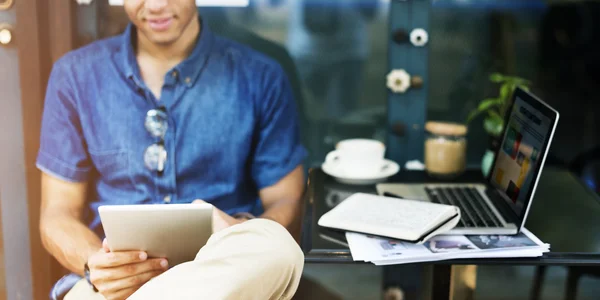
[193,199,243,232]
[86,239,169,300]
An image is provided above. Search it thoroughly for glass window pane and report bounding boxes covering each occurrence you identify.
[79,0,390,168]
[428,0,546,166]
[428,0,597,167]
[205,1,390,167]
[74,0,597,170]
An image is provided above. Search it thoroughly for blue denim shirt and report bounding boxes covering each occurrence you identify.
[37,21,306,298]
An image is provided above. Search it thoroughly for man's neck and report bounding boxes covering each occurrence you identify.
[136,16,201,67]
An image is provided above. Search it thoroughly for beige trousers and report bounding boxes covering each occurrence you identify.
[65,219,304,300]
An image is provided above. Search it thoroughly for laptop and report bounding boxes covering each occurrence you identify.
[377,87,559,235]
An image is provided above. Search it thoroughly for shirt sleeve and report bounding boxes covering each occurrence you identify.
[36,60,92,182]
[251,64,308,189]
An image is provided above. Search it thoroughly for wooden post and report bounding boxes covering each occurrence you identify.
[48,0,76,63]
[15,0,52,298]
[16,0,77,298]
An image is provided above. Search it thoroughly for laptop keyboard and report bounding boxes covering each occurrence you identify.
[425,187,502,228]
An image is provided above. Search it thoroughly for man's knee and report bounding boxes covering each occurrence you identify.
[255,219,305,272]
[245,219,304,298]
[219,218,305,273]
[127,219,305,300]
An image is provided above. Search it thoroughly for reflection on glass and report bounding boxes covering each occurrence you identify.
[75,0,598,169]
[214,0,390,167]
[285,0,386,166]
[287,0,377,119]
[84,1,390,168]
[428,0,546,165]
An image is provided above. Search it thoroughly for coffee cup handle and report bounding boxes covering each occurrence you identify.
[325,150,341,164]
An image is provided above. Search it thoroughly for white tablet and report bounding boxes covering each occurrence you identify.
[98,203,213,267]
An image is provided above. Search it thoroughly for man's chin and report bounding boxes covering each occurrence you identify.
[153,37,179,46]
[144,31,180,46]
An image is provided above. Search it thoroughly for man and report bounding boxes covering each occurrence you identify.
[37,0,307,299]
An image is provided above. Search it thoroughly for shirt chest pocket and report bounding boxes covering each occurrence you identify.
[89,150,134,189]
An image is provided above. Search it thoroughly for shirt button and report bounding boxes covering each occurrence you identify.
[172,71,178,78]
[163,195,171,203]
[185,77,191,84]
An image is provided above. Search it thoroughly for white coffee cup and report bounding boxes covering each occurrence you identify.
[325,139,388,176]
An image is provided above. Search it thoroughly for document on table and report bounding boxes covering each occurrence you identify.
[318,193,461,243]
[346,228,550,266]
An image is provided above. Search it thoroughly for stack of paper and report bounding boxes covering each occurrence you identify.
[346,228,550,266]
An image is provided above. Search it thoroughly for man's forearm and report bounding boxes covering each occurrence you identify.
[259,198,303,239]
[40,214,102,276]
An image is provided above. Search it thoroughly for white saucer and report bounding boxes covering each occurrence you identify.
[322,159,400,185]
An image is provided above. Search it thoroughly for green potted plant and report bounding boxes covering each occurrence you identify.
[466,73,531,176]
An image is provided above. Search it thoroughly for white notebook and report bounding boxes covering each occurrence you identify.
[318,193,461,243]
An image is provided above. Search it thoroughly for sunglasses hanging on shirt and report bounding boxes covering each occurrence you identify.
[144,106,168,175]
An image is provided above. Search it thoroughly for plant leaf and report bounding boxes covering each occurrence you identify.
[488,109,503,119]
[466,110,483,124]
[489,73,505,83]
[477,98,503,110]
[500,84,512,100]
[466,98,502,123]
[484,111,504,137]
[510,77,531,85]
[480,74,531,135]
[490,73,531,85]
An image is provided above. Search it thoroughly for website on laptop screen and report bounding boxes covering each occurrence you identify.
[490,96,552,215]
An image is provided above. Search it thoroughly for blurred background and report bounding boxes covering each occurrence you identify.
[2,0,600,299]
[68,0,600,173]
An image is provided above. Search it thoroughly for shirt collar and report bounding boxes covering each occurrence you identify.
[119,17,215,89]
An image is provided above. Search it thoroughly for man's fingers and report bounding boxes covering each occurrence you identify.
[98,270,165,298]
[91,258,168,283]
[89,250,148,269]
[102,284,143,300]
[102,239,110,253]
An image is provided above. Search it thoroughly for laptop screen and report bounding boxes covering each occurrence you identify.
[489,92,556,217]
